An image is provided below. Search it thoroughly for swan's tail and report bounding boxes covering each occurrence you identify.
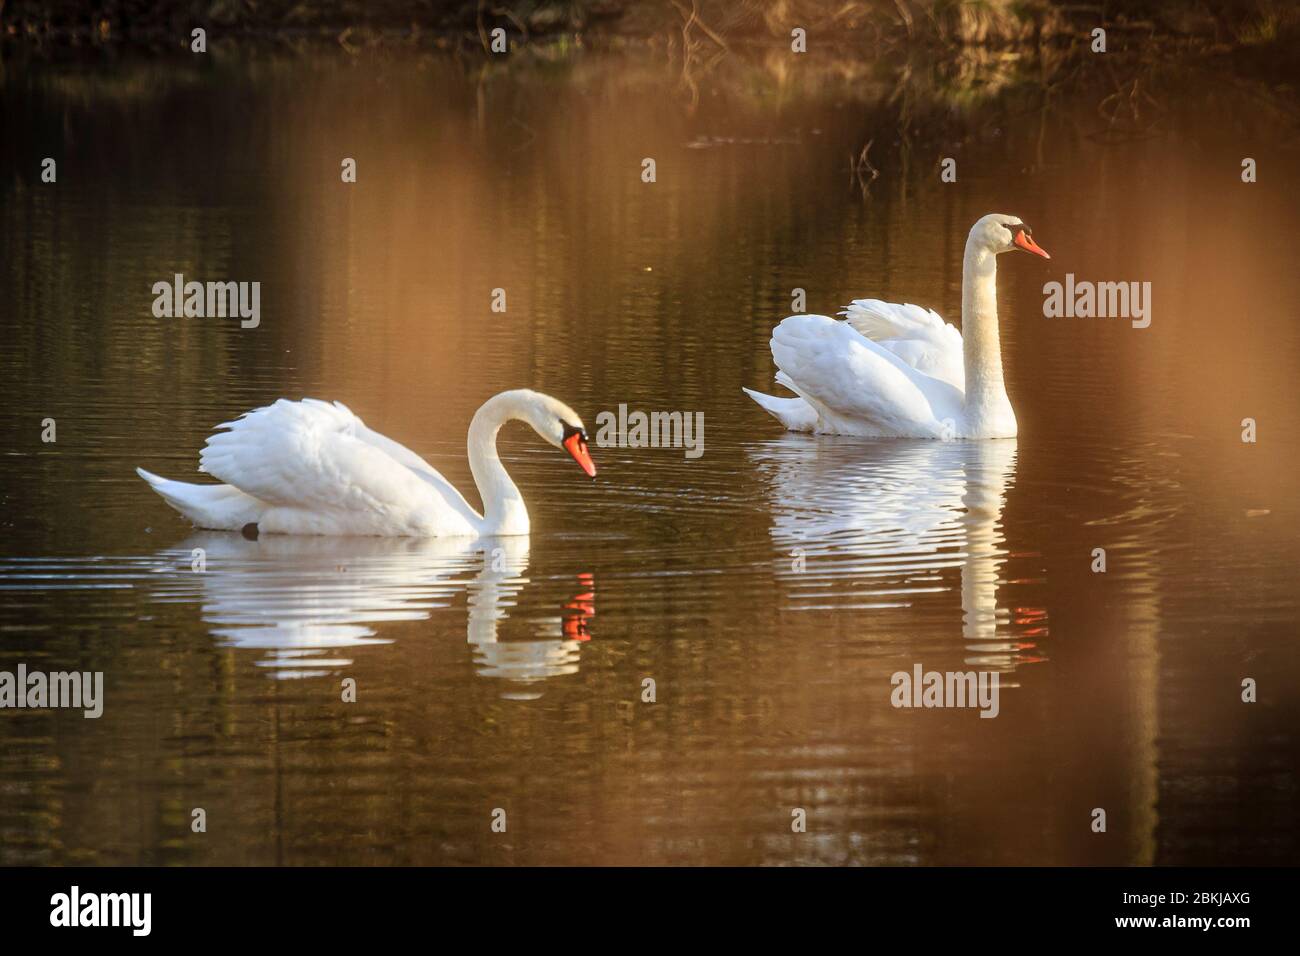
[135,467,266,531]
[742,385,818,432]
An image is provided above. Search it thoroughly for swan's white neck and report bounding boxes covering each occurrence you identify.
[467,393,532,536]
[961,239,1016,436]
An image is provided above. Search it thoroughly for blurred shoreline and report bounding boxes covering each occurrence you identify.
[4,5,1295,166]
[2,0,1298,61]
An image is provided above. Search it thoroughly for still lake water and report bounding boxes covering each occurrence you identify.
[1,46,1297,865]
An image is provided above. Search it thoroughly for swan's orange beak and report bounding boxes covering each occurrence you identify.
[1013,229,1050,259]
[563,431,597,478]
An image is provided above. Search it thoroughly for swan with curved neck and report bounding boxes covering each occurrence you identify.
[744,213,1050,439]
[136,389,597,537]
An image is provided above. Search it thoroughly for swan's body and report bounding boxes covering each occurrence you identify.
[137,389,596,537]
[744,214,1049,439]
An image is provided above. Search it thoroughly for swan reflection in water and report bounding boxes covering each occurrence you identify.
[749,436,1045,671]
[152,533,595,692]
[464,539,594,699]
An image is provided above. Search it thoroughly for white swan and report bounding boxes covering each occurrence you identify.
[744,213,1050,439]
[136,389,597,537]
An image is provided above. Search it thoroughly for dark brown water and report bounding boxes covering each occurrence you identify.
[1,46,1297,865]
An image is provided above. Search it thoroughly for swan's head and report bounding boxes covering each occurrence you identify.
[972,214,1050,259]
[516,390,598,479]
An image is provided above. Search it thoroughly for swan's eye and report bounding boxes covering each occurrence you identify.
[562,422,588,443]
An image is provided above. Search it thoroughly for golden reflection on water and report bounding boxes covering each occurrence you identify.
[0,46,1297,865]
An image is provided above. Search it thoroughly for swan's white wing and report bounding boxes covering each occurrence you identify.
[770,315,962,437]
[841,299,965,391]
[334,402,481,521]
[199,399,480,535]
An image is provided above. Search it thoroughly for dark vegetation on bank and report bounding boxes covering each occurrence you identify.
[3,0,1299,56]
[3,2,1295,194]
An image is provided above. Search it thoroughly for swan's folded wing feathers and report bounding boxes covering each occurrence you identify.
[841,299,964,390]
[198,399,442,519]
[323,400,480,518]
[842,299,947,339]
[771,314,955,437]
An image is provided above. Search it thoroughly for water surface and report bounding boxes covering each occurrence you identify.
[1,46,1297,865]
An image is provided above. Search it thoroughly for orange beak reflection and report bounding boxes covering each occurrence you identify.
[563,431,597,478]
[1013,229,1051,259]
[563,572,596,642]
